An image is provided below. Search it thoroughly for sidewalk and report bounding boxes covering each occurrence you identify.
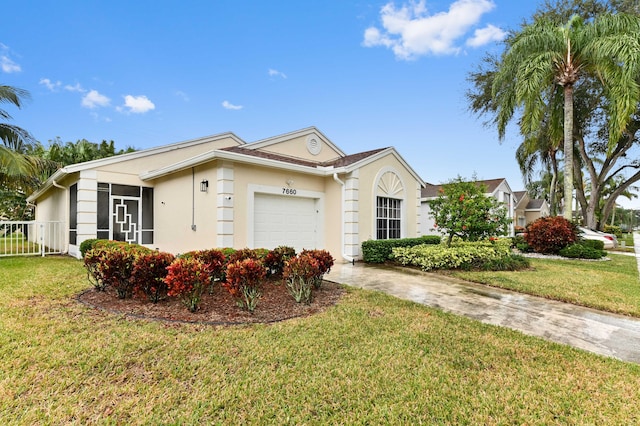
[325,256,640,364]
[634,232,640,275]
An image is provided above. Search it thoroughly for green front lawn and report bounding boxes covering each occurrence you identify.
[1,256,640,424]
[451,253,640,317]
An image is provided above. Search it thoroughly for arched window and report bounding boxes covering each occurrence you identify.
[374,170,404,240]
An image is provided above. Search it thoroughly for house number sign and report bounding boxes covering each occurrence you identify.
[282,187,297,195]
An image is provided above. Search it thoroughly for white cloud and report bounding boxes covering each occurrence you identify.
[268,68,287,79]
[222,100,243,110]
[120,95,155,114]
[175,90,189,102]
[466,24,506,47]
[363,0,501,59]
[81,90,111,109]
[1,55,20,73]
[39,78,62,91]
[64,83,85,93]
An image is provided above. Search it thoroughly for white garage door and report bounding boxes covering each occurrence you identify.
[254,193,318,252]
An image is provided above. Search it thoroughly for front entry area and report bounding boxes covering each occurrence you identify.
[253,193,318,252]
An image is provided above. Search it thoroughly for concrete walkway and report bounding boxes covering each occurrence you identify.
[325,256,640,364]
[634,232,640,274]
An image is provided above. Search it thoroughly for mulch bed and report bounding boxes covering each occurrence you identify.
[77,278,345,326]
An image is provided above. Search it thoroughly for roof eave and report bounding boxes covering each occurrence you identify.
[140,149,337,181]
[341,147,425,186]
[26,168,69,202]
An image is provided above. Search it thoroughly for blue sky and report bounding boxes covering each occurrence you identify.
[7,0,635,207]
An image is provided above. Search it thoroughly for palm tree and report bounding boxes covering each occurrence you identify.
[492,13,640,220]
[0,85,36,182]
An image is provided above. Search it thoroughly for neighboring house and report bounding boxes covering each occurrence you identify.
[27,127,424,262]
[513,191,550,229]
[420,178,516,237]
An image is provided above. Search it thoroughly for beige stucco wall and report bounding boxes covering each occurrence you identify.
[98,135,240,176]
[357,155,421,243]
[255,134,342,163]
[152,160,345,257]
[34,174,76,253]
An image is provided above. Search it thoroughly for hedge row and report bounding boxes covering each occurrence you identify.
[362,235,441,263]
[83,240,334,313]
[391,239,528,271]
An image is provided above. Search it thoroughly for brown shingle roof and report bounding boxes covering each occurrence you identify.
[513,191,527,202]
[526,199,545,210]
[219,146,389,169]
[220,146,320,167]
[421,178,507,198]
[322,148,388,167]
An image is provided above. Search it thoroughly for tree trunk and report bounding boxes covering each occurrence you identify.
[549,150,559,216]
[563,85,574,220]
[573,159,588,225]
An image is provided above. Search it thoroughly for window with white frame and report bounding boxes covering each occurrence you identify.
[376,197,401,239]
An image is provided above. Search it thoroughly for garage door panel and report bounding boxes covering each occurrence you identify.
[254,194,318,252]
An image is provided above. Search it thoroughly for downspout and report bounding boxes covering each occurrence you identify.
[191,168,196,231]
[52,180,66,190]
[333,173,356,264]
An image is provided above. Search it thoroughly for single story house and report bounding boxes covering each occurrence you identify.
[513,191,550,229]
[420,178,516,237]
[27,127,424,262]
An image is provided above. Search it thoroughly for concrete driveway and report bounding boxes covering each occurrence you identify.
[325,259,640,364]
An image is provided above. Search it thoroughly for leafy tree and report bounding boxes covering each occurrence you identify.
[429,177,511,247]
[468,7,640,224]
[0,85,36,191]
[0,85,49,220]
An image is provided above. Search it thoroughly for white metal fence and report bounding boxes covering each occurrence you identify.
[0,221,65,257]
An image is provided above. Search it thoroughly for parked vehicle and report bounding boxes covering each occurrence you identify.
[577,227,619,249]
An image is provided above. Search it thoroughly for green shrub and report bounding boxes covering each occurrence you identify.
[220,247,237,261]
[512,235,532,252]
[559,244,605,259]
[391,240,512,272]
[525,216,577,254]
[579,239,605,251]
[603,225,622,238]
[476,254,530,271]
[79,238,101,258]
[362,236,441,263]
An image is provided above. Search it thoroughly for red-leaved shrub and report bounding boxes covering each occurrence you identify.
[300,249,334,288]
[164,257,212,312]
[223,258,267,312]
[130,251,175,303]
[94,246,139,298]
[183,249,227,287]
[84,246,108,291]
[283,254,320,304]
[228,247,268,264]
[525,216,577,254]
[264,246,296,277]
[84,242,150,292]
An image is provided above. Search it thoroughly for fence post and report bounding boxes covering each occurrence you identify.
[40,223,45,257]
